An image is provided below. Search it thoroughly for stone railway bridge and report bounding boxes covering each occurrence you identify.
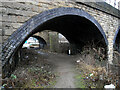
[0,0,120,78]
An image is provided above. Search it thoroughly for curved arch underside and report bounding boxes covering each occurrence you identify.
[113,26,120,52]
[2,7,108,67]
[31,35,47,48]
[32,35,47,45]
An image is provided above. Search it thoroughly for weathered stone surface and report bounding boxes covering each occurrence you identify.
[0,1,120,78]
[2,8,38,17]
[4,29,13,35]
[0,21,2,29]
[80,2,120,18]
[2,22,22,29]
[0,14,2,22]
[2,36,9,42]
[0,36,3,43]
[0,29,2,35]
[2,15,31,23]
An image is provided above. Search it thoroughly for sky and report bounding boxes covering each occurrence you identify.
[105,0,120,9]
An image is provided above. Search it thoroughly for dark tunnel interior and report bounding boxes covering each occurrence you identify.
[32,15,107,49]
[115,30,120,44]
[2,14,108,79]
[114,29,120,52]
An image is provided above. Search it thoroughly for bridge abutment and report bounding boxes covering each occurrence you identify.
[0,1,120,79]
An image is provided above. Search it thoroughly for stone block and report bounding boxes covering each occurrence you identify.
[0,2,2,7]
[3,36,9,42]
[12,23,22,29]
[2,15,30,23]
[2,15,14,22]
[0,7,7,14]
[4,29,13,35]
[21,3,40,12]
[4,7,38,17]
[6,8,23,16]
[12,29,17,32]
[0,22,2,29]
[0,14,2,21]
[0,36,3,43]
[0,29,3,35]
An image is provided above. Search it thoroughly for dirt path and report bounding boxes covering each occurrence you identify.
[47,53,76,88]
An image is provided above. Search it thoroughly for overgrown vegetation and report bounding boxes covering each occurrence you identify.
[2,49,56,88]
[2,43,120,88]
[75,44,120,88]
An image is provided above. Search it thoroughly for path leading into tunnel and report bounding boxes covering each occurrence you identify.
[46,52,76,88]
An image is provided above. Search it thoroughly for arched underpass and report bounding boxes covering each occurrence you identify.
[113,26,120,87]
[113,26,120,65]
[22,36,47,49]
[2,7,108,88]
[31,36,47,49]
[114,26,120,53]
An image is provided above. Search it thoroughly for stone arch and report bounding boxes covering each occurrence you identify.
[2,7,108,77]
[113,26,120,52]
[31,35,47,49]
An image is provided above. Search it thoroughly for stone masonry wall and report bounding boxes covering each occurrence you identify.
[0,0,120,65]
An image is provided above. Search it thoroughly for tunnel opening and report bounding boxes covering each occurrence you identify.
[22,36,47,49]
[113,26,120,88]
[19,15,107,55]
[22,37,40,49]
[21,30,71,54]
[2,7,108,88]
[113,26,120,65]
[35,15,107,48]
[114,26,120,53]
[31,36,47,49]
